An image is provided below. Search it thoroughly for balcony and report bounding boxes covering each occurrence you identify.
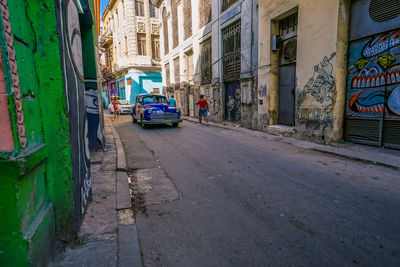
[100,27,113,47]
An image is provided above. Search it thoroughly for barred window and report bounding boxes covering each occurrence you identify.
[135,0,144,16]
[165,63,170,85]
[137,34,147,55]
[200,38,212,84]
[152,35,161,59]
[199,0,211,28]
[171,0,179,49]
[174,57,180,85]
[222,20,241,82]
[185,50,194,82]
[183,0,192,40]
[222,0,239,12]
[162,8,169,54]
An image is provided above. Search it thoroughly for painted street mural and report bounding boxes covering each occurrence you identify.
[297,52,336,124]
[55,0,91,227]
[346,30,400,119]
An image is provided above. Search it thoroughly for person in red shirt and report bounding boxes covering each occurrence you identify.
[196,95,209,125]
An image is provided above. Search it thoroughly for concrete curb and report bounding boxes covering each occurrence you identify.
[182,117,400,170]
[109,117,143,267]
[109,119,128,171]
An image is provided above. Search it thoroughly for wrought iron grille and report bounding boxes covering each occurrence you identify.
[162,8,169,54]
[199,0,211,28]
[200,38,212,85]
[222,20,241,82]
[183,0,192,40]
[279,13,298,37]
[171,0,179,49]
[151,35,160,59]
[174,57,180,85]
[165,63,170,85]
[222,0,239,12]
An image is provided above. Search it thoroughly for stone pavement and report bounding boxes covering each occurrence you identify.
[183,117,400,170]
[51,117,142,267]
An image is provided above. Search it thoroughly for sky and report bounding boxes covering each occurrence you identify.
[101,0,108,15]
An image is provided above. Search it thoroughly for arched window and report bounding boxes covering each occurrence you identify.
[199,0,211,28]
[162,8,169,54]
[171,0,179,48]
[183,0,192,40]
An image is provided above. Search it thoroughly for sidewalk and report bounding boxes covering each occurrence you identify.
[183,117,400,170]
[51,117,142,267]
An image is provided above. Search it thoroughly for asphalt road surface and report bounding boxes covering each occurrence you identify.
[113,115,400,267]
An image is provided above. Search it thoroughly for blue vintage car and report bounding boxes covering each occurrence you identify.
[131,94,182,127]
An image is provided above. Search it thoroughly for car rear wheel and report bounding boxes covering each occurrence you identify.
[172,123,179,127]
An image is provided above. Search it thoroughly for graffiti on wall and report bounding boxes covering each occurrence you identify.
[297,52,336,123]
[347,30,400,118]
[55,0,91,224]
[85,88,103,149]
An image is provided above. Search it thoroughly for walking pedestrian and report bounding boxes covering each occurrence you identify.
[169,95,176,107]
[196,95,209,125]
[111,97,119,118]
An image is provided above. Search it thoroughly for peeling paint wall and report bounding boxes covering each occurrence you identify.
[258,0,350,143]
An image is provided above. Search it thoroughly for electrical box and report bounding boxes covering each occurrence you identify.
[271,35,282,51]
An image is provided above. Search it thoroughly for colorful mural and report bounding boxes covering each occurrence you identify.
[346,29,400,119]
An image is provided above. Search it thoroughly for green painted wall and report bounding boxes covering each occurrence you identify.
[0,0,81,265]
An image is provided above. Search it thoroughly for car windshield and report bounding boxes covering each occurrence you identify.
[118,100,130,105]
[142,96,167,104]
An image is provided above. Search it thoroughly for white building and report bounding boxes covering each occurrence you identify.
[152,0,259,128]
[100,0,162,105]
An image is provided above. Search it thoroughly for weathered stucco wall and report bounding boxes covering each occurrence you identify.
[258,0,349,142]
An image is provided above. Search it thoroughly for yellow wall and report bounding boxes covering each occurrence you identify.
[258,0,349,142]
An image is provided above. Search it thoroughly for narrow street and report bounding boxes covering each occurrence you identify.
[113,115,400,266]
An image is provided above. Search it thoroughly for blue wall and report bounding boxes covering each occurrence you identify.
[125,71,162,103]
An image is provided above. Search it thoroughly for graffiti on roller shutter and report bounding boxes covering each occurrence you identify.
[346,30,400,118]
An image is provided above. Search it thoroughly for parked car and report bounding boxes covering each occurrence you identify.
[131,94,182,127]
[108,100,134,115]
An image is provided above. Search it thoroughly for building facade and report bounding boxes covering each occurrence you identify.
[100,0,162,105]
[153,0,259,128]
[0,0,102,265]
[257,0,400,147]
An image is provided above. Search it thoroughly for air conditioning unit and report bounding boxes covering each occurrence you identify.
[282,38,297,62]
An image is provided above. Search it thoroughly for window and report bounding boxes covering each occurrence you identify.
[125,36,128,55]
[222,0,239,11]
[162,8,169,54]
[199,0,211,28]
[200,38,212,84]
[135,0,144,16]
[151,35,160,59]
[222,20,241,82]
[137,34,146,55]
[171,0,179,48]
[150,3,159,18]
[122,0,125,19]
[165,63,170,85]
[174,57,180,84]
[183,0,192,40]
[279,13,298,37]
[185,50,194,82]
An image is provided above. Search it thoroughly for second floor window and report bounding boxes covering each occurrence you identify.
[174,57,180,84]
[171,0,179,49]
[200,38,212,84]
[137,34,146,55]
[162,8,169,54]
[152,36,160,59]
[135,0,144,16]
